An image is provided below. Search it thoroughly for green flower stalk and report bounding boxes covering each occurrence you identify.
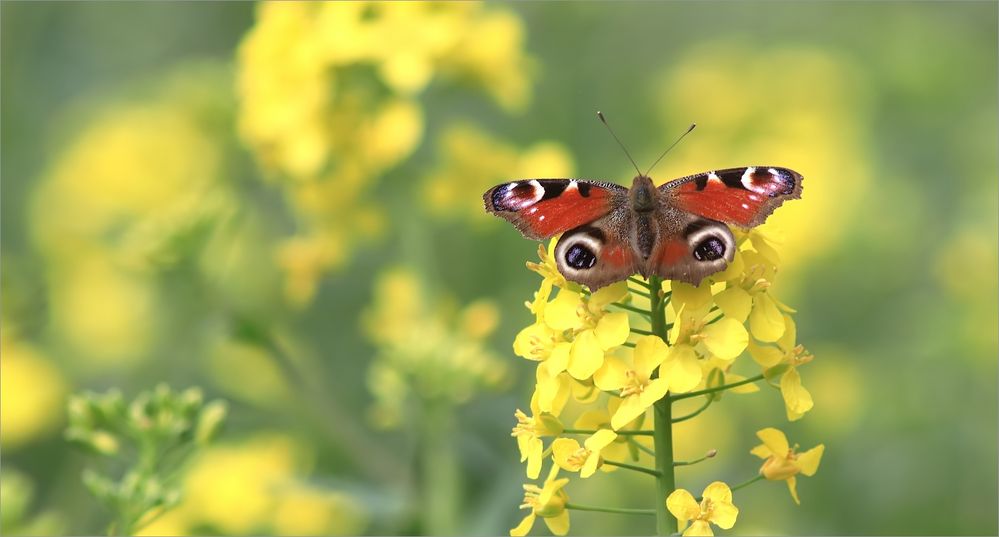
[508,229,824,536]
[65,385,227,536]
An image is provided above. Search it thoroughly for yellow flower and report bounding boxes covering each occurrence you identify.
[0,337,66,448]
[594,336,671,430]
[751,427,824,505]
[748,315,815,420]
[512,397,563,479]
[712,250,788,342]
[573,401,651,463]
[510,465,570,536]
[667,482,739,536]
[551,429,618,478]
[543,285,630,380]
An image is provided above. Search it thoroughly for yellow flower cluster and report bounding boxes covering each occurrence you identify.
[423,123,575,223]
[137,434,368,536]
[362,267,509,428]
[236,2,534,305]
[508,224,823,535]
[29,65,238,366]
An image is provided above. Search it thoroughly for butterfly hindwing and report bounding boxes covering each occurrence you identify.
[483,179,628,240]
[660,166,803,228]
[649,208,736,285]
[553,210,640,291]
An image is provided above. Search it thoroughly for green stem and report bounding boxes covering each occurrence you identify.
[629,287,652,299]
[670,373,765,401]
[671,397,713,423]
[562,428,653,436]
[673,451,715,467]
[628,276,652,289]
[630,327,654,336]
[649,275,678,536]
[422,399,459,535]
[566,503,656,516]
[731,474,765,492]
[602,459,661,477]
[631,439,656,457]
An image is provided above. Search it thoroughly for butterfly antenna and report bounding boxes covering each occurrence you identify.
[644,123,696,177]
[596,111,642,177]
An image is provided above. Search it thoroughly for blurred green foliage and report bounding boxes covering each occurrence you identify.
[1,2,996,535]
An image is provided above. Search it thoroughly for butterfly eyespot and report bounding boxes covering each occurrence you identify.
[693,237,726,261]
[565,243,597,270]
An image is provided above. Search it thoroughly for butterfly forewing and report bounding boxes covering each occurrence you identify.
[483,179,628,240]
[660,166,803,228]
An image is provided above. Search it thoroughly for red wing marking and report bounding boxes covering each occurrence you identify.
[484,179,624,240]
[663,167,803,228]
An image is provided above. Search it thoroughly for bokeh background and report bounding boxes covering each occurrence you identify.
[2,2,996,535]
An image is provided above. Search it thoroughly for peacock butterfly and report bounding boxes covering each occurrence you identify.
[483,114,803,290]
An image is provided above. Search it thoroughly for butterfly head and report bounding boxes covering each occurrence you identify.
[630,175,657,213]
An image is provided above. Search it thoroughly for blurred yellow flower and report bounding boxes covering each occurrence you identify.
[667,481,739,537]
[751,427,824,505]
[0,337,66,448]
[363,267,508,427]
[423,124,575,223]
[658,43,872,281]
[510,465,571,537]
[237,2,537,304]
[272,486,368,536]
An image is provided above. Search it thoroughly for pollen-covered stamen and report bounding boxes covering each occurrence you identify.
[519,483,543,509]
[566,446,591,468]
[788,345,813,366]
[620,370,649,398]
[697,496,717,522]
[747,278,771,293]
[512,409,540,438]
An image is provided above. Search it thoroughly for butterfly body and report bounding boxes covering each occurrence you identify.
[484,166,802,290]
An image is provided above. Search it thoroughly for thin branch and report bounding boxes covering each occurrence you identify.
[602,459,661,477]
[669,373,765,401]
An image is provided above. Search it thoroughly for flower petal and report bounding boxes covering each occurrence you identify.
[634,335,668,378]
[672,281,713,312]
[638,378,670,409]
[777,313,797,352]
[547,342,571,374]
[545,290,584,332]
[510,512,536,537]
[542,510,570,536]
[756,427,790,455]
[526,436,544,478]
[750,444,771,459]
[683,520,714,537]
[748,339,784,368]
[567,330,604,380]
[701,318,749,361]
[610,395,645,431]
[749,293,785,342]
[583,429,618,452]
[552,438,583,472]
[666,488,700,523]
[710,500,739,529]
[780,368,814,420]
[662,345,702,393]
[714,286,752,323]
[595,312,630,349]
[574,410,610,431]
[787,475,800,505]
[593,357,628,391]
[514,323,548,360]
[702,481,733,504]
[580,451,601,478]
[589,281,628,310]
[797,444,825,476]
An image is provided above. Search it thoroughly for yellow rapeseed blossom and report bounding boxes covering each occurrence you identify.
[594,336,671,430]
[667,482,739,537]
[0,336,66,448]
[749,315,815,421]
[363,267,508,428]
[551,429,618,478]
[510,465,571,537]
[237,2,537,304]
[751,427,824,504]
